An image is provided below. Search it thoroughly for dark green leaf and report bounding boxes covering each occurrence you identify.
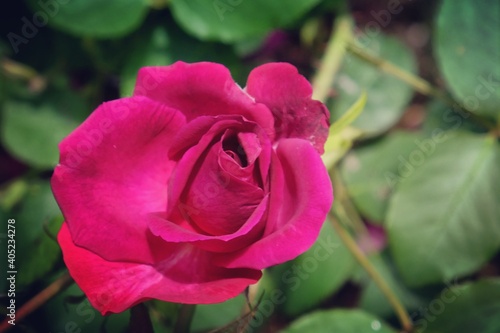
[281,309,396,333]
[1,88,85,168]
[387,132,500,286]
[190,294,246,332]
[26,0,149,38]
[170,0,321,42]
[45,284,129,333]
[120,26,171,97]
[423,279,500,333]
[14,181,62,287]
[277,217,355,316]
[434,0,500,117]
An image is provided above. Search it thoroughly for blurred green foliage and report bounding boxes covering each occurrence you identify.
[1,0,499,332]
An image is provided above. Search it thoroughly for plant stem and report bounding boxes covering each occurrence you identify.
[346,41,494,130]
[312,14,353,102]
[174,304,196,333]
[347,42,444,99]
[331,169,367,235]
[0,272,74,333]
[330,216,413,332]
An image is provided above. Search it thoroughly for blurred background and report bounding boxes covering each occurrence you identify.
[1,0,499,332]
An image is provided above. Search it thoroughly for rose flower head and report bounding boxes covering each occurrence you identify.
[52,62,333,314]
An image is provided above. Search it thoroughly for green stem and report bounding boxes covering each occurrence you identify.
[331,169,366,235]
[346,42,494,130]
[174,304,196,333]
[347,42,443,99]
[312,14,353,102]
[330,216,412,332]
[0,272,74,333]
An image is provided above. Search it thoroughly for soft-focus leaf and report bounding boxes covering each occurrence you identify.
[434,0,500,117]
[340,131,426,223]
[423,279,500,333]
[120,26,171,97]
[387,132,500,286]
[170,0,321,42]
[26,0,149,38]
[281,309,396,333]
[190,294,246,332]
[1,93,83,168]
[45,284,129,332]
[331,34,416,136]
[275,217,355,316]
[422,100,488,136]
[14,181,62,287]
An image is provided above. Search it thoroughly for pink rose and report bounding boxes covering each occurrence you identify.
[52,62,333,314]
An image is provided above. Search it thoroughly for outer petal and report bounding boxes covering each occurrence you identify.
[51,96,186,264]
[216,139,333,269]
[58,223,261,315]
[133,62,275,138]
[245,63,330,153]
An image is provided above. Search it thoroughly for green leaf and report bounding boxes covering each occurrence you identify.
[26,0,149,38]
[275,217,355,316]
[340,131,425,223]
[190,294,246,332]
[423,279,500,333]
[120,26,171,97]
[434,0,500,118]
[1,98,80,169]
[331,34,416,136]
[421,99,488,136]
[170,0,321,42]
[45,283,129,333]
[14,181,63,287]
[281,309,396,333]
[387,132,500,286]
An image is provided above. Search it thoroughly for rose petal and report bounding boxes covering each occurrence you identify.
[167,116,271,220]
[51,96,185,264]
[133,62,275,138]
[58,223,261,315]
[148,195,268,253]
[245,63,330,153]
[216,139,333,269]
[181,140,264,235]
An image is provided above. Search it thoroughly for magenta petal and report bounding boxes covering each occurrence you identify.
[148,196,268,253]
[51,96,186,264]
[58,224,261,314]
[245,63,330,153]
[181,141,264,235]
[217,139,333,269]
[133,62,275,138]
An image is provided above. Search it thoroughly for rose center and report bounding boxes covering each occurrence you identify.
[222,136,248,167]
